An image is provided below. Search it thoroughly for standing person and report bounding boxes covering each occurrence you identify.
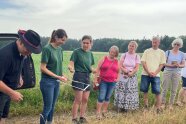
[68,35,95,124]
[40,29,68,124]
[176,53,186,106]
[161,38,185,110]
[0,29,42,124]
[114,41,140,112]
[140,36,166,113]
[94,46,120,119]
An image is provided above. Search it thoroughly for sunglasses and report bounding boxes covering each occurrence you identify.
[174,43,180,46]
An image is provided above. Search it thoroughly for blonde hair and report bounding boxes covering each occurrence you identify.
[109,45,119,57]
[129,41,138,49]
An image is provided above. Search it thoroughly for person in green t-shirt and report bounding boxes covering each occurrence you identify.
[39,29,68,124]
[68,35,96,124]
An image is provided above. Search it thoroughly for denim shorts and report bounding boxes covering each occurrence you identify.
[72,72,91,91]
[98,81,116,103]
[140,75,161,95]
[0,92,11,119]
[182,77,186,89]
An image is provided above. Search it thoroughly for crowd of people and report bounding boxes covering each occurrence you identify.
[0,29,185,124]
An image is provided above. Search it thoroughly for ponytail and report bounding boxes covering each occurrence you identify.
[48,29,68,43]
[48,30,56,43]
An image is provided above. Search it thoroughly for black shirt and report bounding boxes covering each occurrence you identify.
[0,41,24,89]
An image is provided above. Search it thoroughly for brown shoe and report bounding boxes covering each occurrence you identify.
[72,118,79,124]
[102,112,109,118]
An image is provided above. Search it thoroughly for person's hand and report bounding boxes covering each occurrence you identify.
[114,78,119,82]
[122,68,128,74]
[10,91,23,102]
[18,76,24,88]
[149,72,155,77]
[174,63,180,68]
[150,72,157,77]
[58,76,68,83]
[68,66,74,73]
[128,71,134,77]
[92,68,97,74]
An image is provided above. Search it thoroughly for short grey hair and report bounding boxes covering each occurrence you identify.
[109,45,119,57]
[152,36,160,41]
[129,41,138,49]
[171,38,183,48]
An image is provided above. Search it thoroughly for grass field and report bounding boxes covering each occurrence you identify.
[8,51,186,124]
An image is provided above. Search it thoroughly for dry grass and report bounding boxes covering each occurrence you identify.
[6,105,186,124]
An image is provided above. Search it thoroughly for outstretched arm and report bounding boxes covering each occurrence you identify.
[0,81,23,102]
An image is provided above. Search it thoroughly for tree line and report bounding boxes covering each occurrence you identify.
[1,35,186,52]
[60,35,186,53]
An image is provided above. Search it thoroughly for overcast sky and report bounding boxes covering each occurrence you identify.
[0,0,185,39]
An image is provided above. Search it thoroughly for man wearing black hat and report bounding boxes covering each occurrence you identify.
[0,29,42,124]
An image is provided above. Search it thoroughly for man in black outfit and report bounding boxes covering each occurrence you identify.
[0,29,42,124]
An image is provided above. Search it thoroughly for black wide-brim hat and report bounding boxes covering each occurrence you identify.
[18,29,42,54]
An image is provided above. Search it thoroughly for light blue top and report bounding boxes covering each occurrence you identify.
[181,53,186,77]
[165,50,185,72]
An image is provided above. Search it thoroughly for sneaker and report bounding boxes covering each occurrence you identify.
[72,118,79,124]
[168,105,173,111]
[144,104,149,110]
[176,101,183,107]
[102,112,109,118]
[79,117,88,124]
[156,108,162,114]
[96,113,102,120]
[160,104,166,109]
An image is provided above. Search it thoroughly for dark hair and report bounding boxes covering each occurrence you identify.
[49,29,68,43]
[81,35,93,43]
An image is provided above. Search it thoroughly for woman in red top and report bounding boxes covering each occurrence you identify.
[93,45,120,119]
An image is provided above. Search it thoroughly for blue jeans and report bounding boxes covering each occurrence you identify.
[40,78,60,124]
[98,81,116,103]
[140,75,160,94]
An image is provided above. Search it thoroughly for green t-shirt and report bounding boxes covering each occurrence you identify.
[41,44,63,79]
[70,48,95,73]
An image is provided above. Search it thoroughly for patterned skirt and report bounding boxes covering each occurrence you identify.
[114,74,139,110]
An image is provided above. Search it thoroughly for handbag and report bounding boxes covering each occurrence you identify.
[16,55,36,89]
[93,76,101,90]
[161,50,170,72]
[93,56,115,90]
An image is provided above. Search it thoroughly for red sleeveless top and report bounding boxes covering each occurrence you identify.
[99,56,119,82]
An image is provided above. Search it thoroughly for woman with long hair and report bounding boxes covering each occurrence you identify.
[40,29,68,124]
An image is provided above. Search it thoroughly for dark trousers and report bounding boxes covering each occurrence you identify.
[0,92,11,120]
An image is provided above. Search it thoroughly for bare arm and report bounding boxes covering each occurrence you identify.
[40,63,67,82]
[153,64,164,76]
[128,63,140,77]
[177,61,185,68]
[68,61,75,73]
[116,61,121,82]
[0,80,23,102]
[120,55,128,73]
[141,61,150,75]
[93,58,104,84]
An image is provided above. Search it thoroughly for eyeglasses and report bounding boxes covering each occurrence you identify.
[174,43,180,46]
